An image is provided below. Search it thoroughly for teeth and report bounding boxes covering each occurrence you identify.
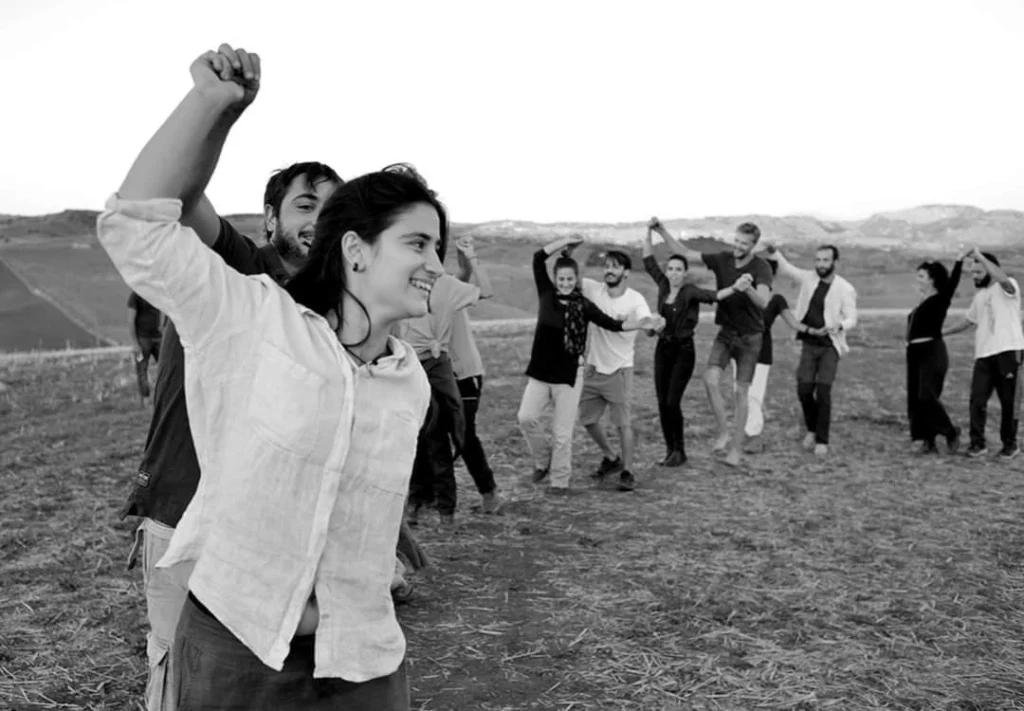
[411,278,434,294]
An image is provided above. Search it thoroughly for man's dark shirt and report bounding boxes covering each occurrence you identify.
[121,219,289,526]
[128,292,163,339]
[798,280,833,348]
[700,251,774,335]
[758,293,789,365]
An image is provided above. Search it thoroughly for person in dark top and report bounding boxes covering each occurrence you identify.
[649,218,773,467]
[517,236,649,492]
[906,258,964,454]
[640,227,735,467]
[127,291,164,404]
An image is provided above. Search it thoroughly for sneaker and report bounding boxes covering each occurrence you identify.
[914,440,938,455]
[814,443,828,457]
[965,443,989,458]
[618,470,637,491]
[999,445,1020,460]
[481,491,502,514]
[531,467,549,484]
[657,450,674,466]
[664,450,687,467]
[590,456,622,480]
[945,428,961,455]
[802,433,816,451]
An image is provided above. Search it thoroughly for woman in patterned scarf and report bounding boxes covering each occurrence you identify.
[517,236,650,493]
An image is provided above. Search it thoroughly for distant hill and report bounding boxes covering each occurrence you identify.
[0,203,1021,351]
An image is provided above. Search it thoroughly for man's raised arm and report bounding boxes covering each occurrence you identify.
[118,44,260,246]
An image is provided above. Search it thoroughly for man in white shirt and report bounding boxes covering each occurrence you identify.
[943,248,1024,459]
[580,250,652,492]
[764,245,858,457]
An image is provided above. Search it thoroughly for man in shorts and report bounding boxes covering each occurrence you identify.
[580,250,652,491]
[650,219,773,467]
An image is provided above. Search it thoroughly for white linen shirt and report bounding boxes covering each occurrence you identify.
[96,195,430,681]
[774,260,858,357]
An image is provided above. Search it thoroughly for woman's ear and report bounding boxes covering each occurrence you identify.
[340,231,366,271]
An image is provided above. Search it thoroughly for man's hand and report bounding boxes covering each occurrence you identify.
[397,521,429,571]
[648,216,662,230]
[455,236,476,260]
[190,43,261,113]
[732,273,754,292]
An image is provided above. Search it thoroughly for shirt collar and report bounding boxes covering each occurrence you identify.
[257,244,291,285]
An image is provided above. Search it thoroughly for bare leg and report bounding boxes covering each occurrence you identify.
[585,422,617,460]
[619,424,635,471]
[725,382,751,466]
[704,367,729,450]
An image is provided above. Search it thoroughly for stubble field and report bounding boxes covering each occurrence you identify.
[1,316,1023,710]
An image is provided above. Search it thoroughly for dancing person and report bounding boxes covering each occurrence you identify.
[110,44,430,710]
[128,291,164,404]
[399,236,493,526]
[640,226,737,466]
[763,245,857,457]
[518,237,649,493]
[449,237,502,513]
[905,257,964,454]
[580,249,654,491]
[735,270,807,447]
[943,248,1024,459]
[649,218,772,467]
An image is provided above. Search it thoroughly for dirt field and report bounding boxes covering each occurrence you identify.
[2,316,1023,710]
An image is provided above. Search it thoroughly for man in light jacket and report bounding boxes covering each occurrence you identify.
[764,245,858,456]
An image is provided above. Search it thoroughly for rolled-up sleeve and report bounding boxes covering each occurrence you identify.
[96,194,265,350]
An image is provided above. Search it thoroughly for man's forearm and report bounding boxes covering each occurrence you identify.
[119,87,240,205]
[942,320,971,337]
[654,225,700,261]
[470,259,494,299]
[745,287,769,310]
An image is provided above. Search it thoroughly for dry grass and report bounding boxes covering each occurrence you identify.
[2,317,1024,710]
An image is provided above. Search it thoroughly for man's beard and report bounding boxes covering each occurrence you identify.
[816,266,835,279]
[604,274,623,287]
[975,275,992,289]
[271,228,310,263]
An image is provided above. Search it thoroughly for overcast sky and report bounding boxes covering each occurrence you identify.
[2,0,1022,224]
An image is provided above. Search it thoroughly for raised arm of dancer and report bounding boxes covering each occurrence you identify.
[648,218,702,263]
[455,243,473,282]
[544,235,585,257]
[119,44,260,246]
[641,230,668,290]
[454,238,493,299]
[940,258,964,304]
[762,247,810,286]
[969,247,1016,295]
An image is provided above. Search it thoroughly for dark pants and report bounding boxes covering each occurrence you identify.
[172,594,410,711]
[969,350,1022,449]
[796,343,840,445]
[409,354,465,516]
[654,337,696,455]
[135,335,161,399]
[906,340,957,444]
[456,376,496,495]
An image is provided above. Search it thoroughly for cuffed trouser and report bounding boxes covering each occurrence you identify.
[517,371,584,488]
[796,343,840,445]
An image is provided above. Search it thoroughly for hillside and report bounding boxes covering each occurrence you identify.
[0,204,1021,350]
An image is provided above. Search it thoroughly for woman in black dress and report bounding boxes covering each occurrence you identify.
[641,228,737,466]
[906,257,964,453]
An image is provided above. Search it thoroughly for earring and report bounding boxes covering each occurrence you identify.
[352,262,363,273]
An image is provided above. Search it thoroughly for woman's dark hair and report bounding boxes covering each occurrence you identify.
[666,253,688,270]
[285,163,448,346]
[553,253,580,280]
[916,260,950,294]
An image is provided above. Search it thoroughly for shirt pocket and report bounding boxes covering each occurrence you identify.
[246,343,326,457]
[366,409,422,496]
